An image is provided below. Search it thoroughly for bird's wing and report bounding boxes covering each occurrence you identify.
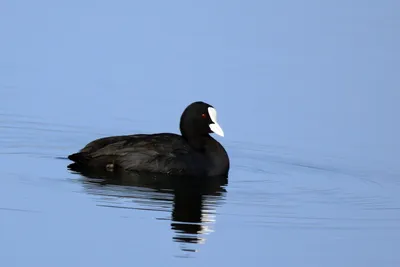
[87,134,195,175]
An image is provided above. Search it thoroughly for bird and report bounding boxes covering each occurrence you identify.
[67,101,230,177]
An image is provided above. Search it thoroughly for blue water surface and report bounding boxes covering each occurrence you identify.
[1,0,399,266]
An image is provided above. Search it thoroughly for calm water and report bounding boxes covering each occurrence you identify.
[1,108,399,266]
[1,0,399,266]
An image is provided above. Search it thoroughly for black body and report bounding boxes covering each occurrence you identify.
[67,101,230,177]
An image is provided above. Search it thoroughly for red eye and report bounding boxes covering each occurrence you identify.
[201,113,207,118]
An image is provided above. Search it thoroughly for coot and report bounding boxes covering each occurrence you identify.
[67,101,230,177]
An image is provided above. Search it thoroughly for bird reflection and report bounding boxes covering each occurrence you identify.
[68,164,228,252]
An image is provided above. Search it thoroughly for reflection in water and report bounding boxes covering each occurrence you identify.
[68,164,228,253]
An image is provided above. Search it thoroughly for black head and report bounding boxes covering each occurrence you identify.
[179,101,225,139]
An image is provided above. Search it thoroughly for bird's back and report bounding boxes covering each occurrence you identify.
[68,133,207,176]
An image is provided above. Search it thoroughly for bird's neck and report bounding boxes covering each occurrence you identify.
[184,134,211,151]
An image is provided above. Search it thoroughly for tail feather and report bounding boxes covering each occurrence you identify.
[68,152,91,165]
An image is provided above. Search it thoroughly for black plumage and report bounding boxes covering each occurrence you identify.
[67,101,229,177]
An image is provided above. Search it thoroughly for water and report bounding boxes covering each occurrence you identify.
[1,0,400,266]
[1,109,399,266]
